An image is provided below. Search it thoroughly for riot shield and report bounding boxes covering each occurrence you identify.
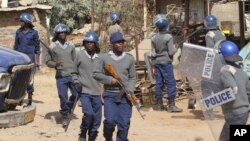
[179,43,241,141]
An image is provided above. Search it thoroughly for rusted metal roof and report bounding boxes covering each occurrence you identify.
[0,4,52,12]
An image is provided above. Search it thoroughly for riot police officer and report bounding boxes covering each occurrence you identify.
[46,23,78,128]
[204,15,226,48]
[72,32,102,141]
[93,32,136,141]
[108,12,123,36]
[151,14,183,112]
[219,40,250,141]
[14,12,40,106]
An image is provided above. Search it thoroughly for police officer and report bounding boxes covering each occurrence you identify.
[72,32,102,141]
[93,32,136,141]
[204,15,226,48]
[14,12,40,106]
[151,14,182,112]
[45,23,77,128]
[219,41,250,141]
[108,12,123,36]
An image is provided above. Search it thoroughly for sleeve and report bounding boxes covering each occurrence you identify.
[245,77,250,103]
[151,38,156,66]
[127,56,137,93]
[34,31,40,54]
[13,31,18,50]
[220,70,237,90]
[71,53,80,83]
[71,45,76,61]
[93,55,113,85]
[167,36,177,56]
[45,45,57,68]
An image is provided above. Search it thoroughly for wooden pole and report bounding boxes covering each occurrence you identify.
[239,0,246,48]
[91,0,95,31]
[143,0,147,39]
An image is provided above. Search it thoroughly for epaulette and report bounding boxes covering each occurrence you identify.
[220,65,237,75]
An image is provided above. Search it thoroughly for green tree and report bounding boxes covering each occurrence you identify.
[38,0,90,31]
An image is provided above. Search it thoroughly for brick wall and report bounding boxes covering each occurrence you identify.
[0,12,19,48]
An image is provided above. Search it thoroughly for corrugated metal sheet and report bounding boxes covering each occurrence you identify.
[0,4,52,12]
[156,0,182,14]
[156,0,205,24]
[189,0,205,24]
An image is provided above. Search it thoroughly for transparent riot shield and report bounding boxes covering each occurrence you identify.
[179,43,247,141]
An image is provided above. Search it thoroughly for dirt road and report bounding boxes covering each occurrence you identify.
[0,70,219,141]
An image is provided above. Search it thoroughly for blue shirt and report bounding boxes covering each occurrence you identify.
[14,28,40,62]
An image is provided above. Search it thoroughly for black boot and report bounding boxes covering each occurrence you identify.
[167,99,183,112]
[155,98,164,111]
[88,131,98,141]
[62,115,69,128]
[103,126,114,141]
[78,129,87,141]
[27,93,33,106]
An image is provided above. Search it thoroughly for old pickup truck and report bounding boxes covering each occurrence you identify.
[0,45,33,112]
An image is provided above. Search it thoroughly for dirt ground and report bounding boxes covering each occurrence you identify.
[0,70,228,141]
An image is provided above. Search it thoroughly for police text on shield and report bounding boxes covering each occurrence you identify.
[200,88,235,110]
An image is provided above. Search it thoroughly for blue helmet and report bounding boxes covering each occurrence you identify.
[20,12,32,24]
[204,15,217,29]
[110,12,121,23]
[54,23,69,33]
[153,14,169,30]
[219,40,242,62]
[83,32,99,46]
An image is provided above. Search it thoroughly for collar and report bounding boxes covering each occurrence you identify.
[55,40,69,49]
[108,50,125,60]
[18,28,34,33]
[84,48,98,59]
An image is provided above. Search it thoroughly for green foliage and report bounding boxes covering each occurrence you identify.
[95,0,144,52]
[38,0,90,31]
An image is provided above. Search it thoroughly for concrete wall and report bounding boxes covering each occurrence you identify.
[211,2,240,36]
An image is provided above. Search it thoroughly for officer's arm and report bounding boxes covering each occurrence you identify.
[220,71,237,93]
[34,31,40,54]
[71,52,80,83]
[246,77,250,103]
[151,39,156,66]
[93,55,113,85]
[13,32,18,50]
[45,45,57,68]
[71,45,76,61]
[167,36,177,56]
[127,56,136,93]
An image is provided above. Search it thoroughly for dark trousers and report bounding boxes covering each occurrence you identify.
[27,54,36,94]
[27,65,36,94]
[155,63,177,100]
[80,93,102,134]
[103,91,132,141]
[219,112,249,141]
[56,76,77,117]
[0,95,6,112]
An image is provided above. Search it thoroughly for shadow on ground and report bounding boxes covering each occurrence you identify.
[44,111,79,124]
